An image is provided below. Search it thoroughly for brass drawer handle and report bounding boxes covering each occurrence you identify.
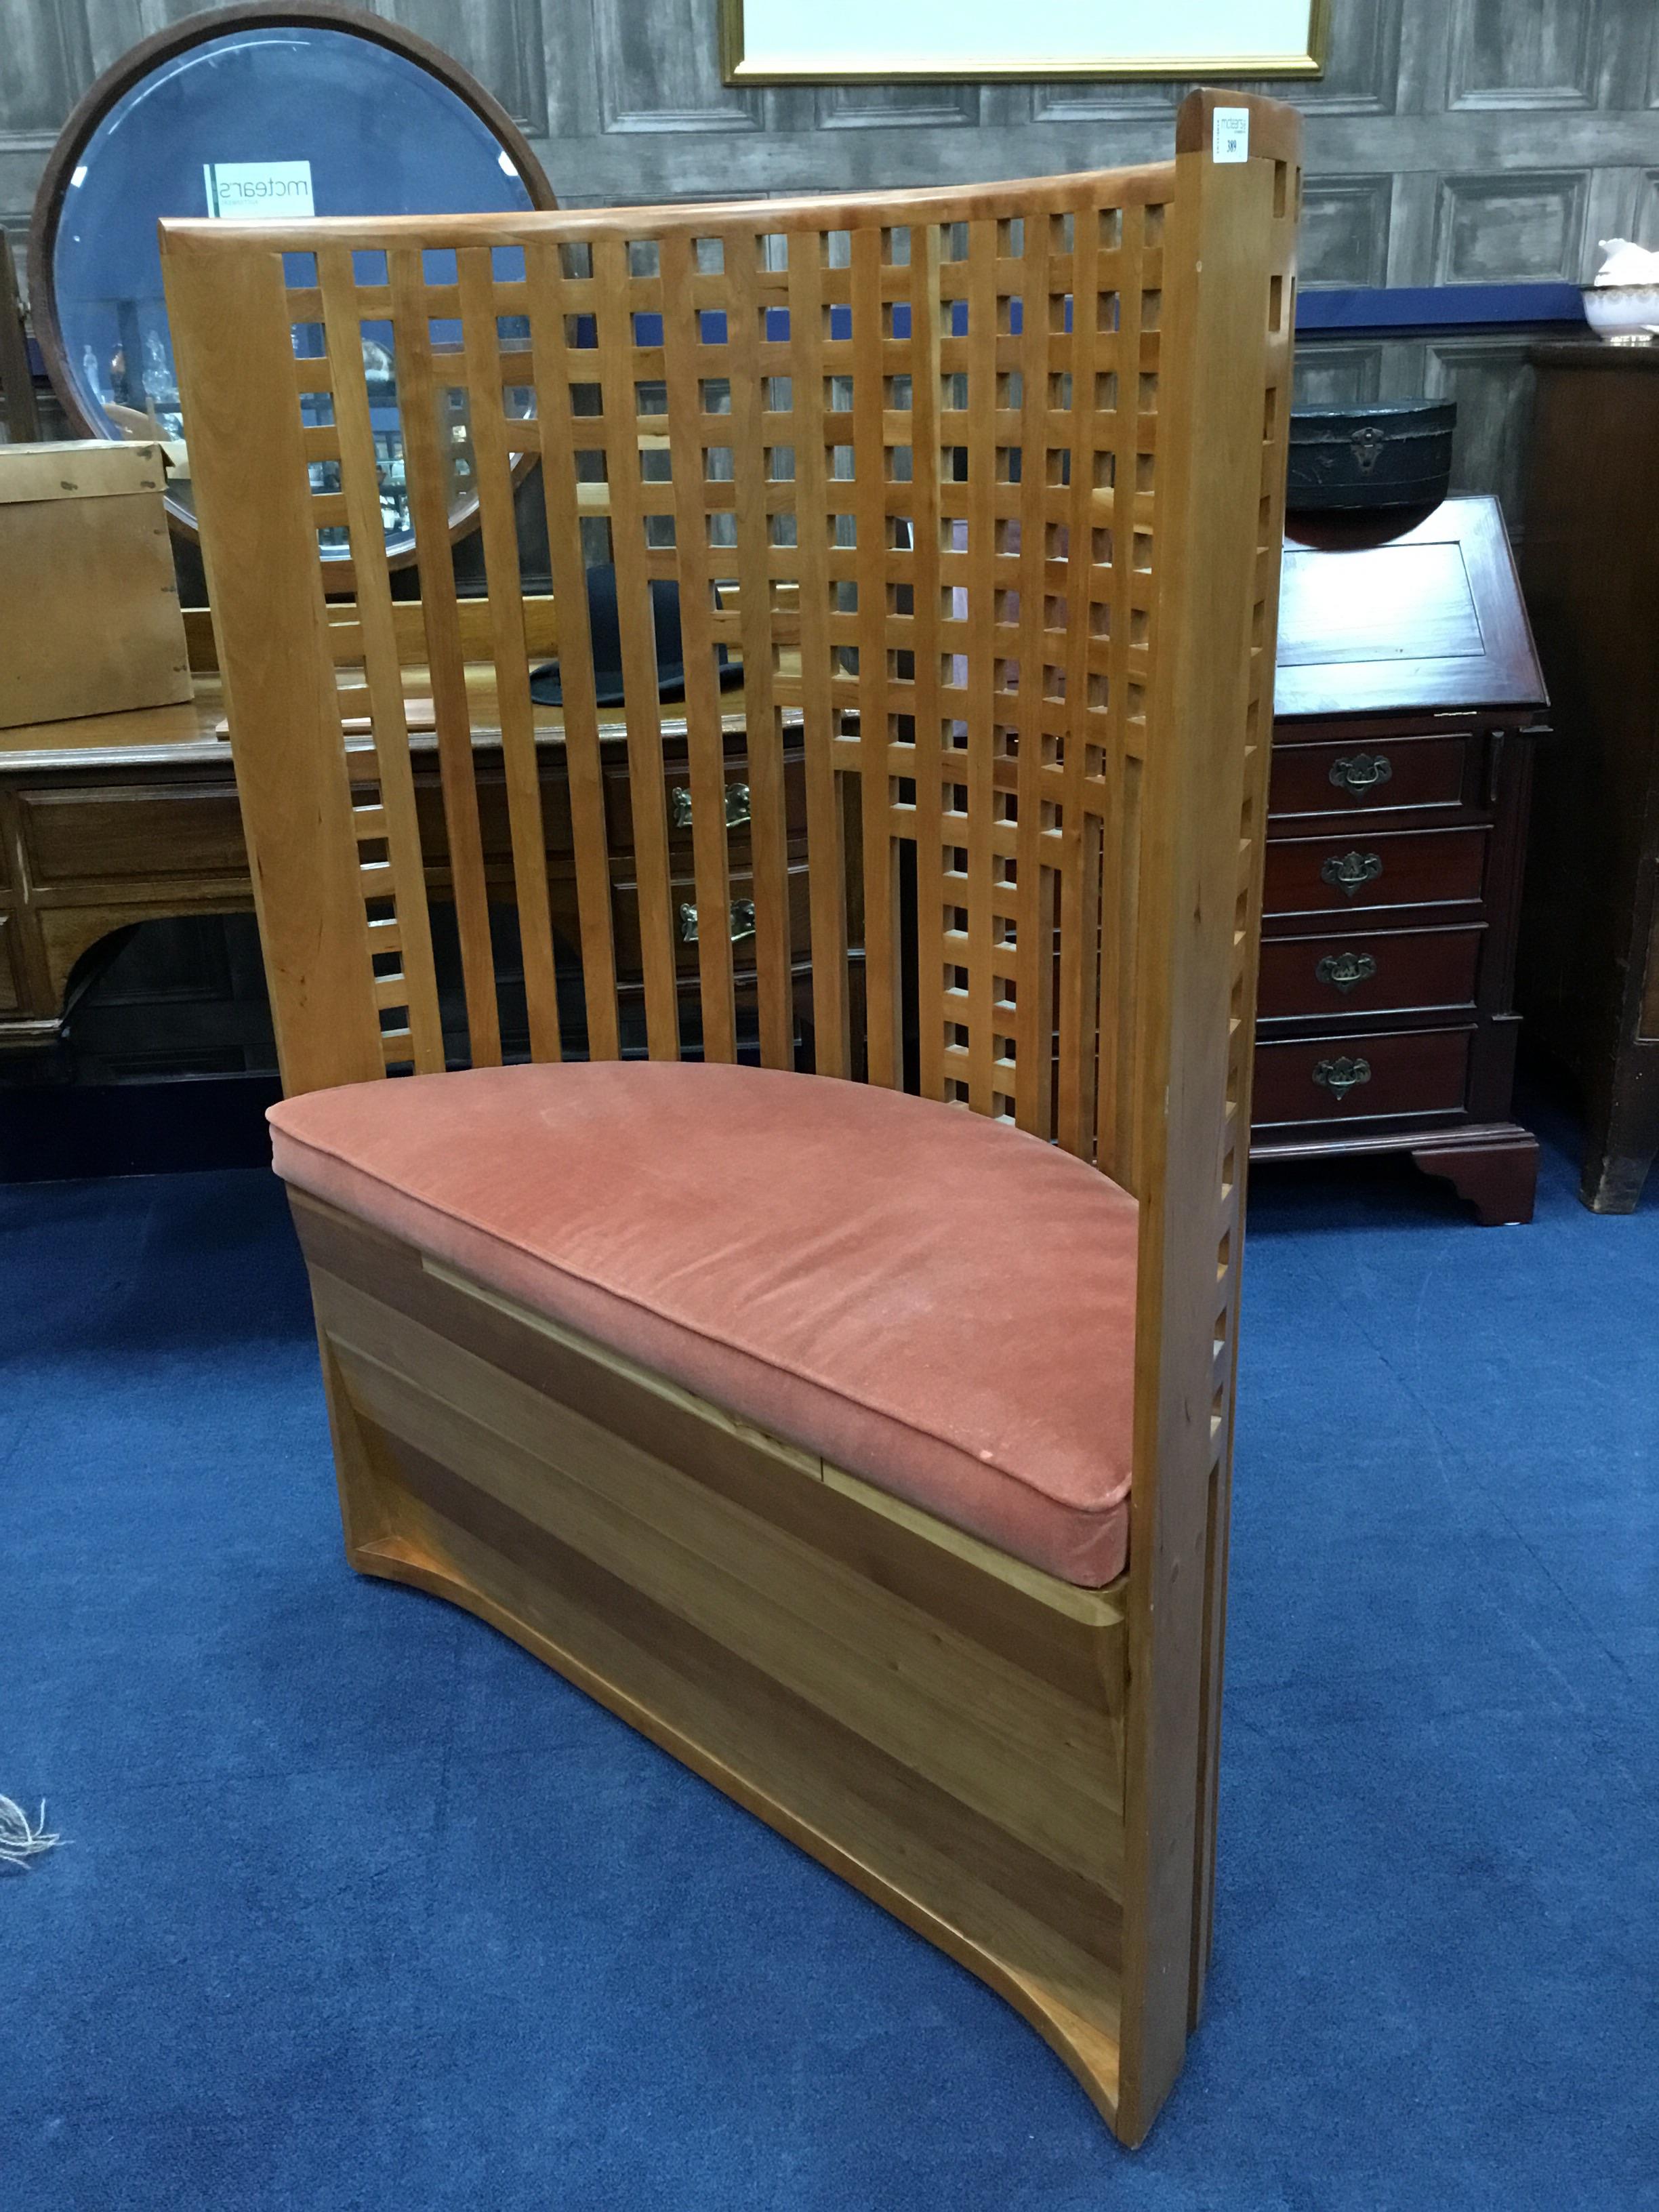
[1321,849,1383,899]
[678,897,756,945]
[1312,1054,1372,1101]
[1330,752,1392,795]
[1315,950,1377,995]
[669,782,752,831]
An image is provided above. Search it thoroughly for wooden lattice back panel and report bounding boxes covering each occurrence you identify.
[162,117,1294,1206]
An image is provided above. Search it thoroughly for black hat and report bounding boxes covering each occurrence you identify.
[529,564,743,708]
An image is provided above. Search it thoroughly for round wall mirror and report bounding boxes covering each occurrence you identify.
[28,2,555,565]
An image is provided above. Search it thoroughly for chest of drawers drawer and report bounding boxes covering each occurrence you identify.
[1263,824,1487,920]
[1257,924,1483,1022]
[17,783,248,888]
[605,746,807,859]
[1253,1026,1472,1129]
[1268,729,1471,821]
[611,858,813,981]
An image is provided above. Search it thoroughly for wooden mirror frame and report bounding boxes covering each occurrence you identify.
[26,0,557,569]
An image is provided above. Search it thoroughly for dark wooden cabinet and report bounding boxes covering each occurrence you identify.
[1253,495,1549,1225]
[1519,344,1659,1214]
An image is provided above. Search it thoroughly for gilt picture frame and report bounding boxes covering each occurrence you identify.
[719,0,1328,82]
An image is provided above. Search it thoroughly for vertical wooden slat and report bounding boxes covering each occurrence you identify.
[592,232,680,1060]
[785,230,851,1078]
[1116,100,1294,2145]
[1012,215,1054,1137]
[456,244,562,1062]
[316,247,444,1075]
[1108,752,1145,1190]
[388,245,502,1068]
[525,237,621,1063]
[724,226,795,1069]
[309,249,436,1070]
[1191,153,1302,2022]
[1056,193,1103,1159]
[1097,199,1150,1189]
[963,220,999,1117]
[160,235,383,1097]
[657,232,739,1065]
[907,222,946,1103]
[850,223,900,1090]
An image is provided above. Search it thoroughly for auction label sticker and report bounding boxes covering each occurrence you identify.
[1212,108,1250,163]
[203,160,316,219]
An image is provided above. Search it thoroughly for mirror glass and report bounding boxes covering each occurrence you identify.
[47,22,537,555]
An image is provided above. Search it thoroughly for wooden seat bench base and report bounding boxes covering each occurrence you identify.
[296,1191,1130,2129]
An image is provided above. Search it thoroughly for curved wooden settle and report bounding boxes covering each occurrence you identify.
[161,87,1300,2145]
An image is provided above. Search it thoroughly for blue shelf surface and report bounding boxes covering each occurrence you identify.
[1296,282,1586,335]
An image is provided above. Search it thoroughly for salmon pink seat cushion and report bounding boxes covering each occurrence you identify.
[268,1061,1136,1586]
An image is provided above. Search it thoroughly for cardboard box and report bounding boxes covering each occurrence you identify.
[0,439,192,729]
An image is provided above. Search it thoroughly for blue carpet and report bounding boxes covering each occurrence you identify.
[3,1103,1656,2209]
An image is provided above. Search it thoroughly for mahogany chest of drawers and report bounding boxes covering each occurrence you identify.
[1253,495,1549,1225]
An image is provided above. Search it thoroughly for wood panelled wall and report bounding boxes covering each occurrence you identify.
[3,1,1655,242]
[5,0,1654,237]
[5,0,1658,513]
[3,0,1656,1084]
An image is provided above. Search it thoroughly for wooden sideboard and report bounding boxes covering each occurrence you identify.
[1519,343,1659,1214]
[0,682,830,1067]
[1254,495,1549,1225]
